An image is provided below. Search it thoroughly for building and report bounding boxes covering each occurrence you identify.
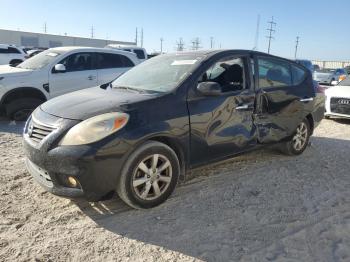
[0,28,136,49]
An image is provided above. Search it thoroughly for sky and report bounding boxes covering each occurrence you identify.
[0,0,349,61]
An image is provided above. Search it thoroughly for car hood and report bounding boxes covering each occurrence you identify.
[326,85,350,97]
[0,65,33,77]
[40,86,160,120]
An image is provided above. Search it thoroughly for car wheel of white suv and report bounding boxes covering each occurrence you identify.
[6,98,43,121]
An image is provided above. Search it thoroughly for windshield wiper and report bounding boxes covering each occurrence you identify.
[113,85,148,93]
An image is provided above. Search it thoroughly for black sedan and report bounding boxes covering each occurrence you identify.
[23,50,325,209]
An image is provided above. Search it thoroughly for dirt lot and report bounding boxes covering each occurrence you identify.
[0,118,350,262]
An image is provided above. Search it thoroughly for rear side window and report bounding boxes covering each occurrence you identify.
[134,49,146,59]
[291,65,306,85]
[258,57,292,88]
[0,47,21,54]
[97,53,134,69]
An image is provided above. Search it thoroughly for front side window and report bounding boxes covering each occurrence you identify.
[112,54,203,93]
[59,53,93,72]
[258,57,292,88]
[198,57,245,92]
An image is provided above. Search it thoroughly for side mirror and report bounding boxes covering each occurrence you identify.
[197,82,222,96]
[54,64,66,73]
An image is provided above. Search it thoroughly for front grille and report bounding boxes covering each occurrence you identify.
[28,117,56,143]
[330,97,350,115]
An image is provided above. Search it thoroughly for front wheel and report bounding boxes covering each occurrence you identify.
[280,119,311,155]
[116,141,180,209]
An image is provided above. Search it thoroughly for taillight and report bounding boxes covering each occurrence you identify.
[339,75,346,82]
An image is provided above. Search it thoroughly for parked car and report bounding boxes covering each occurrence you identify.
[295,59,314,73]
[0,44,27,65]
[0,46,139,120]
[106,44,148,62]
[345,65,350,75]
[26,49,44,58]
[325,76,350,119]
[23,50,325,209]
[313,64,320,71]
[314,68,347,85]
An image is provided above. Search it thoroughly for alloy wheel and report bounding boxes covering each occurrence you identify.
[132,154,173,201]
[292,122,308,151]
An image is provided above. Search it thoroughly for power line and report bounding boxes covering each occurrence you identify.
[266,16,276,54]
[295,36,300,59]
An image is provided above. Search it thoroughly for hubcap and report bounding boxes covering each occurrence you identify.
[292,122,308,151]
[132,154,172,200]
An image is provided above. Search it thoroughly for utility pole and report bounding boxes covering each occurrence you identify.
[266,16,276,54]
[91,26,94,38]
[210,37,214,49]
[294,36,300,59]
[253,14,260,50]
[140,28,144,47]
[160,38,164,53]
[135,27,138,46]
[191,37,201,50]
[176,38,185,51]
[44,22,47,33]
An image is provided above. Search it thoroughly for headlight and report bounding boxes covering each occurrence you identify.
[59,112,129,146]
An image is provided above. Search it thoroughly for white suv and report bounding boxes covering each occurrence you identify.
[106,44,147,62]
[0,44,27,65]
[0,46,139,120]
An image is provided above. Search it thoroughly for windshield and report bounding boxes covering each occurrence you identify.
[16,50,62,70]
[112,54,204,93]
[338,76,350,86]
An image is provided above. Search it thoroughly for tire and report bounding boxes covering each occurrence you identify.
[280,119,311,156]
[116,141,180,209]
[6,98,43,121]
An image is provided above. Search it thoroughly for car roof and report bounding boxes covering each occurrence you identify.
[167,49,295,63]
[49,46,137,56]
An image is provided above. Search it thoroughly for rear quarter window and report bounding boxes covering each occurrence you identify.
[291,65,307,85]
[134,49,146,59]
[8,47,21,54]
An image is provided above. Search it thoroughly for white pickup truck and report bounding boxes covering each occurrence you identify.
[0,46,139,120]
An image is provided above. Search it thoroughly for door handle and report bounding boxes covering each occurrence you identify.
[87,75,95,80]
[300,97,314,102]
[235,104,250,110]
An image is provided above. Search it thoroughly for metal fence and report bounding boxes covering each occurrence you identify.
[312,60,350,69]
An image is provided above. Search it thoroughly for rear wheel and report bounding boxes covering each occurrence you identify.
[280,119,311,155]
[116,141,180,209]
[6,98,43,121]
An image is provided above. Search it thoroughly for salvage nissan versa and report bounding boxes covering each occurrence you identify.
[23,50,325,209]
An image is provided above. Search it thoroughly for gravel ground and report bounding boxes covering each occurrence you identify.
[0,118,350,262]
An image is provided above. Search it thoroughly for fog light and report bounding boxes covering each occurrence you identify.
[67,176,78,187]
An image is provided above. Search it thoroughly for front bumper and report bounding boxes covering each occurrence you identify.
[325,95,350,119]
[23,109,132,201]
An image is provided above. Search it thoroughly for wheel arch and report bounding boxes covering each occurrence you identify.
[1,87,47,106]
[306,113,314,135]
[146,135,187,181]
